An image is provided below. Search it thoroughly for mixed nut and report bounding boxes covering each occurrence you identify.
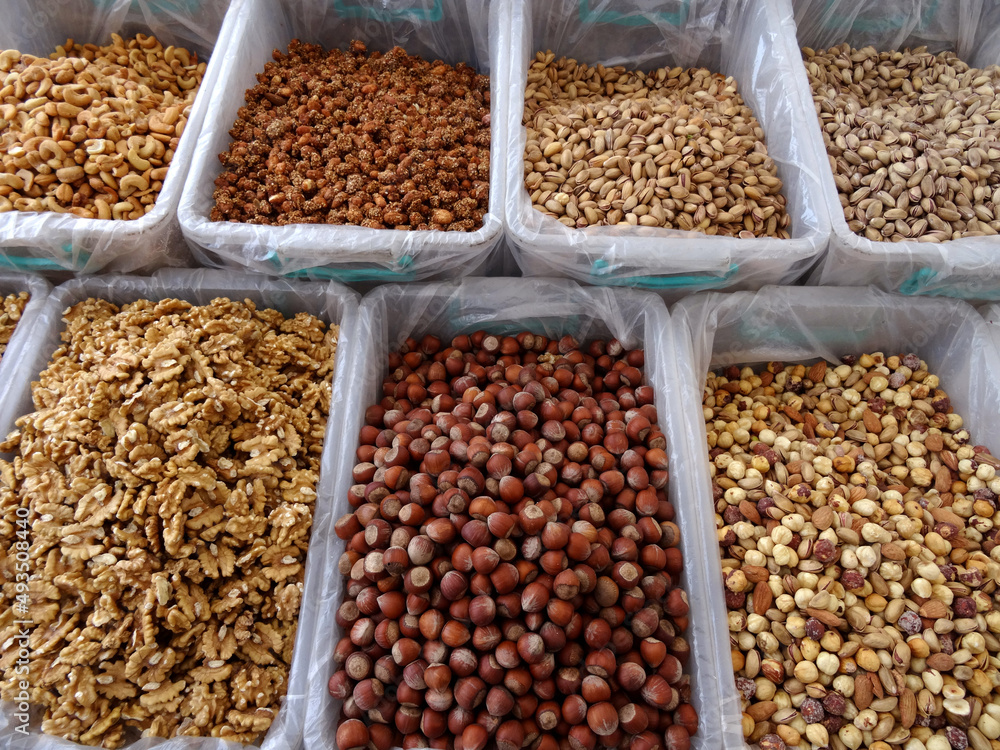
[804,44,1000,242]
[332,331,697,750]
[0,296,338,746]
[0,34,204,220]
[523,51,790,237]
[0,291,27,360]
[212,40,491,231]
[706,353,1000,750]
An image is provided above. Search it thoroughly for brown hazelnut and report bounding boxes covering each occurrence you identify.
[337,719,370,750]
[586,701,619,737]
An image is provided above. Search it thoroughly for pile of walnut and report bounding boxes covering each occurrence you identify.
[0,291,27,360]
[0,34,205,220]
[0,296,338,747]
[706,353,1000,750]
[211,40,491,230]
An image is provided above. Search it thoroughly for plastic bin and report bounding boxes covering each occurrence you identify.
[0,0,231,274]
[178,0,506,284]
[669,285,1000,750]
[301,277,729,750]
[0,272,51,403]
[786,0,1000,299]
[0,268,360,750]
[501,0,831,300]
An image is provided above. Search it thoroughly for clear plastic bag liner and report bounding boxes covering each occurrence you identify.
[302,277,728,750]
[981,303,1000,351]
[178,0,505,283]
[786,0,1000,299]
[0,272,51,407]
[668,285,1000,750]
[0,269,361,750]
[503,0,830,299]
[0,1,230,273]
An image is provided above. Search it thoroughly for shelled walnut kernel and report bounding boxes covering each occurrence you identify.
[0,291,27,359]
[212,40,490,230]
[0,296,338,747]
[705,353,1000,750]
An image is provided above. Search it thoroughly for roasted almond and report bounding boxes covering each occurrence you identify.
[746,701,778,722]
[899,688,917,729]
[862,410,882,432]
[854,674,873,710]
[919,600,948,619]
[739,499,761,524]
[808,361,828,383]
[880,542,905,561]
[752,581,773,615]
[811,505,834,530]
[926,652,955,671]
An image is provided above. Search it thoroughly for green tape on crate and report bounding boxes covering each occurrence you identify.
[0,242,86,271]
[900,267,1000,301]
[578,0,690,26]
[589,259,738,289]
[134,0,203,13]
[279,254,417,282]
[0,255,68,271]
[821,0,940,33]
[334,0,442,22]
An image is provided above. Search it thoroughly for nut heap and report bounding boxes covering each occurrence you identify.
[0,291,27,360]
[211,40,491,230]
[332,331,697,750]
[0,296,339,746]
[0,34,205,220]
[523,51,790,236]
[804,44,1000,242]
[705,353,1000,750]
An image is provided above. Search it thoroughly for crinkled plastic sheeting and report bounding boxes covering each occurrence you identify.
[0,268,360,750]
[669,285,1000,750]
[982,303,1000,349]
[0,0,231,274]
[178,0,507,284]
[786,0,1000,299]
[302,277,730,750]
[0,272,51,405]
[503,0,830,301]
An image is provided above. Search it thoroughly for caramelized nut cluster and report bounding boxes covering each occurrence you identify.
[212,40,490,230]
[333,331,697,750]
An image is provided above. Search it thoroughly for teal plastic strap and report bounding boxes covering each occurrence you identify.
[900,267,1000,301]
[590,259,738,289]
[0,242,84,272]
[0,255,68,271]
[278,254,417,283]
